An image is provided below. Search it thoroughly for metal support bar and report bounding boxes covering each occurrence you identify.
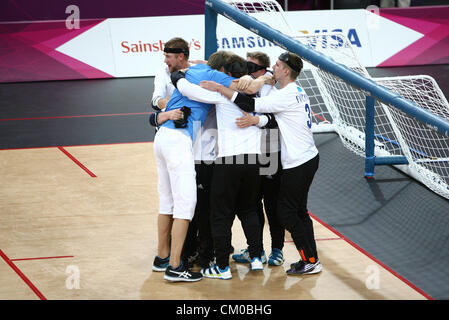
[374,156,408,165]
[364,95,375,177]
[204,3,218,60]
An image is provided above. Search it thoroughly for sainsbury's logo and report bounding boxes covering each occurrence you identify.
[121,39,201,54]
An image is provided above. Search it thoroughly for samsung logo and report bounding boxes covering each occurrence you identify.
[218,36,277,49]
[218,28,362,50]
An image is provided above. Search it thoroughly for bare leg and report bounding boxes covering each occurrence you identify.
[169,218,190,268]
[157,214,173,259]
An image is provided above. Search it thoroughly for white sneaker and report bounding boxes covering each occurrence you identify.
[250,257,264,271]
[201,264,232,280]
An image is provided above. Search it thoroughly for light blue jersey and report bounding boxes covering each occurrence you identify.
[161,64,234,140]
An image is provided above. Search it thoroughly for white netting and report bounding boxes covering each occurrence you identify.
[222,0,294,35]
[216,0,449,199]
[374,76,449,198]
[293,32,404,157]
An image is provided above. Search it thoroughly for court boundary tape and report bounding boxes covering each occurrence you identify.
[0,249,46,300]
[57,146,97,177]
[309,212,434,300]
[0,140,153,151]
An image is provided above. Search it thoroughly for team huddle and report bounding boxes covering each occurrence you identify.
[149,37,321,282]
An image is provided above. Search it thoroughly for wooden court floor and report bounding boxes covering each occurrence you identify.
[0,142,428,300]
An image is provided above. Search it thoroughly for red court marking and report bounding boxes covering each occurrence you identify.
[0,249,46,300]
[0,112,152,122]
[0,141,153,151]
[308,211,434,300]
[11,255,74,262]
[285,237,342,243]
[311,111,330,123]
[58,146,97,177]
[315,237,343,241]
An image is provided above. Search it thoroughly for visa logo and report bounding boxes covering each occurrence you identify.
[299,28,362,47]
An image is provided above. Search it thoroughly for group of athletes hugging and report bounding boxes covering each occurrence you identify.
[149,37,321,282]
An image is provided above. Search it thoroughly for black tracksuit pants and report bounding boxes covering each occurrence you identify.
[277,154,319,263]
[210,154,262,269]
[182,161,214,268]
[256,151,285,251]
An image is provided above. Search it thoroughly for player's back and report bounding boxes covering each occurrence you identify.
[215,98,261,158]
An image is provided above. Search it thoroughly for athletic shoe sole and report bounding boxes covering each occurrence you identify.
[152,265,168,272]
[203,274,232,280]
[250,266,263,271]
[164,274,202,282]
[201,267,232,280]
[287,263,323,275]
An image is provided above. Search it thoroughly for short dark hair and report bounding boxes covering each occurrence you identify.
[223,54,248,78]
[164,37,189,60]
[246,51,270,68]
[207,50,232,70]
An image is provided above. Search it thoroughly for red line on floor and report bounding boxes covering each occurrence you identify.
[0,249,46,300]
[308,211,434,300]
[0,112,152,122]
[315,237,343,241]
[11,255,74,262]
[311,111,330,123]
[285,237,342,243]
[57,146,97,177]
[0,141,153,151]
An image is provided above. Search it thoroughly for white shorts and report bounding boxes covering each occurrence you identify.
[153,127,197,220]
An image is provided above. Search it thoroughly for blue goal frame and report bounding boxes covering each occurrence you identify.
[204,0,449,177]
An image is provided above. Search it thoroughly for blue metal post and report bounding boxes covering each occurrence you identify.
[365,95,375,178]
[204,2,218,60]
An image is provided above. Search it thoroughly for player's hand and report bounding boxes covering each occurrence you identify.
[235,75,253,91]
[199,80,222,92]
[167,109,184,121]
[236,111,259,128]
[262,74,275,85]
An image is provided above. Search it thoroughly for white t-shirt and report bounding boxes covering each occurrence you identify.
[193,107,218,162]
[177,78,261,158]
[255,83,280,154]
[233,82,318,169]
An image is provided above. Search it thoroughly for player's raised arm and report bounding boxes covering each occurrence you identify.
[171,71,227,105]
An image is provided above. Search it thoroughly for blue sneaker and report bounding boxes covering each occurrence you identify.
[201,264,232,280]
[152,255,170,272]
[268,248,285,266]
[232,248,267,264]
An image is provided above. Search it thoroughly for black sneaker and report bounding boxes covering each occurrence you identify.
[164,262,203,282]
[286,260,322,275]
[152,255,170,272]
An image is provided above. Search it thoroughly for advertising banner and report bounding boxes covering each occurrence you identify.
[0,6,448,83]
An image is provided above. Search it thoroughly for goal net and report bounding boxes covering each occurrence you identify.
[209,0,449,200]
